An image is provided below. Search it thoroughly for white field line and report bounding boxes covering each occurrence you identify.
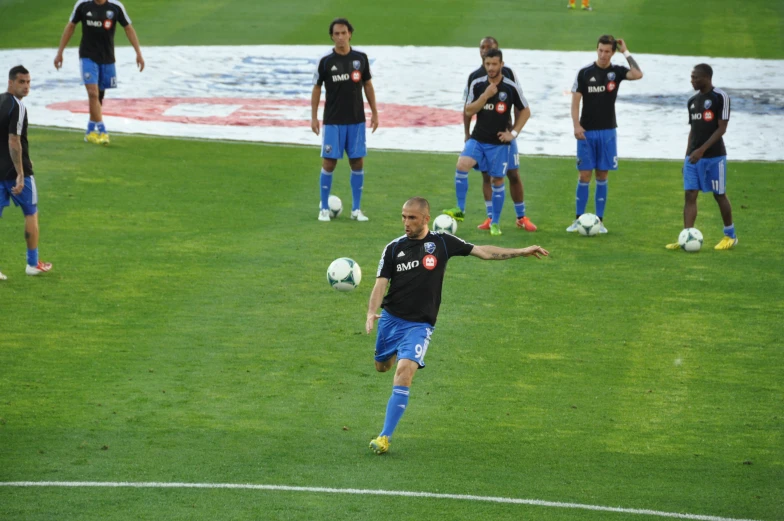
[0,481,763,521]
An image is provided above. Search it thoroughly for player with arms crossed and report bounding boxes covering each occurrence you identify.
[567,35,643,233]
[366,196,548,454]
[451,49,530,237]
[445,37,537,233]
[0,66,53,280]
[54,0,145,145]
[311,18,378,222]
[666,64,737,250]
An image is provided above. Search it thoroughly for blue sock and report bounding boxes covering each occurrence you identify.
[576,180,590,217]
[514,202,526,219]
[27,248,38,267]
[86,120,97,134]
[724,224,736,239]
[491,182,505,224]
[319,169,333,210]
[455,170,469,212]
[350,170,364,211]
[595,179,608,219]
[380,385,410,438]
[96,121,106,133]
[484,200,493,218]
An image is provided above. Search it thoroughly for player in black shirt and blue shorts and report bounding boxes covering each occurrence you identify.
[567,35,643,233]
[0,66,53,279]
[311,18,378,223]
[365,196,548,454]
[54,0,145,145]
[666,64,737,251]
[454,49,530,237]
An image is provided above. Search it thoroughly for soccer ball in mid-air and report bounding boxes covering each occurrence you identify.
[577,213,601,236]
[323,195,343,219]
[678,228,703,252]
[432,214,458,234]
[327,257,362,292]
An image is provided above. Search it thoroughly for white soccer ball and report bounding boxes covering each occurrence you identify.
[327,257,362,292]
[325,195,343,219]
[577,213,601,236]
[432,214,458,234]
[678,227,703,252]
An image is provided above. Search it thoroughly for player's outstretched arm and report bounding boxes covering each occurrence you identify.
[617,39,643,81]
[54,22,76,70]
[470,244,549,261]
[365,277,389,334]
[363,80,379,133]
[124,25,145,71]
[310,84,322,135]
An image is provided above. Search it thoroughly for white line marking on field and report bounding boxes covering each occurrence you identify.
[0,481,763,521]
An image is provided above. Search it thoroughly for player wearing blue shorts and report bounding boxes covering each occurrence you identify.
[311,18,378,223]
[54,0,145,145]
[450,37,537,232]
[365,197,549,455]
[450,49,529,237]
[0,66,53,280]
[568,35,643,233]
[666,64,737,251]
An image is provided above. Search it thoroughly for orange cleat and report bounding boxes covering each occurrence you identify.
[516,216,537,231]
[477,217,492,230]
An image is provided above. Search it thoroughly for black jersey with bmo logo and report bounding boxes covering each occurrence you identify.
[466,76,528,145]
[69,0,132,64]
[313,48,372,125]
[377,232,474,326]
[0,93,33,181]
[687,88,730,158]
[572,63,630,131]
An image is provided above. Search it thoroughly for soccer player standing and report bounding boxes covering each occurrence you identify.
[311,18,378,222]
[666,64,737,250]
[0,66,53,279]
[445,37,536,232]
[567,35,643,233]
[365,197,548,455]
[54,0,145,145]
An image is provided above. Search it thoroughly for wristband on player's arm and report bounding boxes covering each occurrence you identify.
[623,50,631,58]
[511,130,518,138]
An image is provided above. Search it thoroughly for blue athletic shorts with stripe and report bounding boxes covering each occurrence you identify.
[321,122,366,159]
[474,139,519,173]
[461,139,510,178]
[374,310,434,368]
[80,58,117,90]
[0,176,38,217]
[576,128,618,171]
[683,155,727,194]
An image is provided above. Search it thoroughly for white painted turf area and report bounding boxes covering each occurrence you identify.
[0,481,764,521]
[0,46,782,161]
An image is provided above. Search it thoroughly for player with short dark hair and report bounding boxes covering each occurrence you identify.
[666,64,737,250]
[1,66,53,279]
[311,17,378,223]
[54,0,145,145]
[445,37,537,233]
[365,197,548,454]
[567,35,643,234]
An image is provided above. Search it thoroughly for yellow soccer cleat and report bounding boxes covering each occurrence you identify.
[490,223,502,236]
[665,241,681,250]
[85,131,101,144]
[369,435,390,455]
[442,207,465,222]
[714,236,738,250]
[98,132,110,145]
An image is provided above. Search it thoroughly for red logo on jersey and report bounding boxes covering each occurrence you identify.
[423,254,437,270]
[351,70,361,83]
[103,20,113,30]
[703,110,714,122]
[607,81,616,92]
[495,101,507,114]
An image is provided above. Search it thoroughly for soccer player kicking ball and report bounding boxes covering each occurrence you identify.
[666,64,737,250]
[365,197,548,455]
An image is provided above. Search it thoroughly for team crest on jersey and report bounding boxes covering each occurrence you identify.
[607,72,616,81]
[423,254,437,271]
[106,10,114,19]
[498,92,507,102]
[495,101,507,114]
[703,110,714,122]
[352,60,361,70]
[704,99,712,109]
[424,242,436,254]
[607,81,616,92]
[325,144,332,154]
[351,70,361,83]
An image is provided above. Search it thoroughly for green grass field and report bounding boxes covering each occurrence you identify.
[1,0,783,519]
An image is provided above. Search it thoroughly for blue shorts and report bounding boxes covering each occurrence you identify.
[374,310,434,368]
[576,129,618,171]
[461,139,510,178]
[0,176,38,217]
[321,122,366,159]
[474,139,519,173]
[80,58,117,90]
[683,155,727,194]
